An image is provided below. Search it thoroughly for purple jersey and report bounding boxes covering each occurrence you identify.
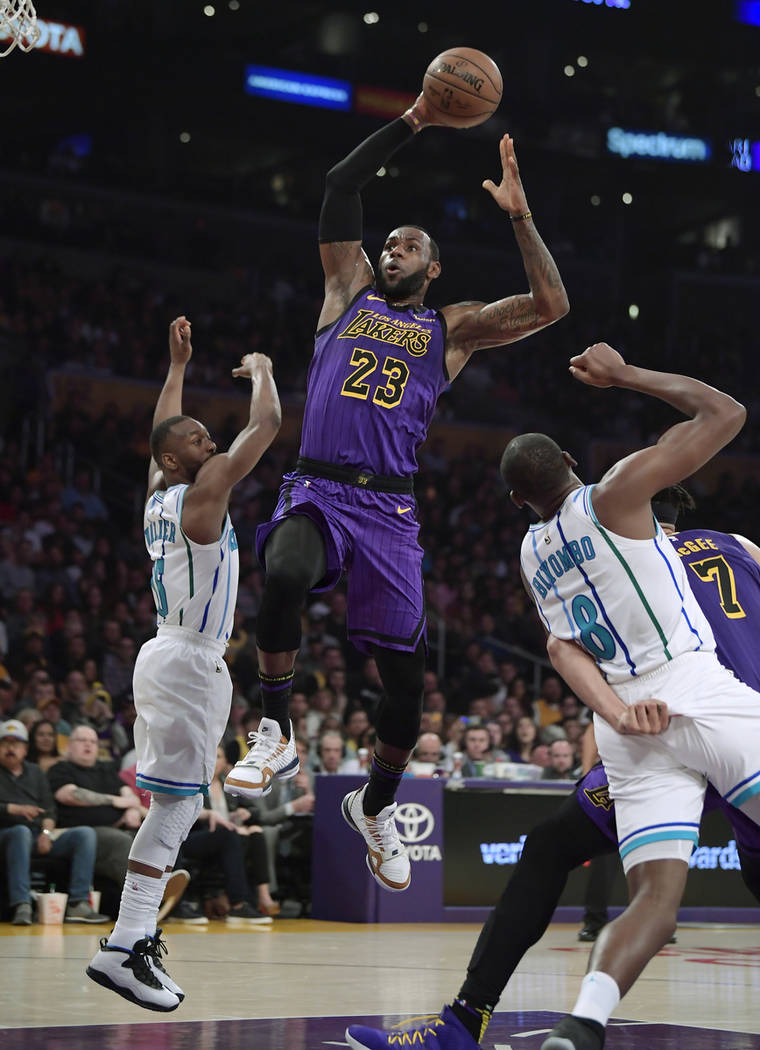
[668,529,760,692]
[299,286,448,475]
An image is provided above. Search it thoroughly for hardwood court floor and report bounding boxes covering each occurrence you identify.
[2,919,759,1047]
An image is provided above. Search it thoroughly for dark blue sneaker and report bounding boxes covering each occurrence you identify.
[346,1005,481,1049]
[541,1015,605,1049]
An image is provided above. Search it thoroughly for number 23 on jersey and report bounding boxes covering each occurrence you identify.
[341,347,410,409]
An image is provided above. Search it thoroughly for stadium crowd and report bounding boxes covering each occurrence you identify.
[1,223,757,924]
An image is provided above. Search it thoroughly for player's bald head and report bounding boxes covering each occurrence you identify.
[500,434,573,504]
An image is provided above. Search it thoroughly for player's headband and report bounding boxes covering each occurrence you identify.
[652,501,679,527]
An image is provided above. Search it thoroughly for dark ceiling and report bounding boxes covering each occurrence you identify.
[1,0,759,260]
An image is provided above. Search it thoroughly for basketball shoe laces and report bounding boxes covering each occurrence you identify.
[362,805,401,859]
[146,930,169,975]
[240,726,284,766]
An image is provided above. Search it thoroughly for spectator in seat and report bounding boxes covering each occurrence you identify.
[541,737,581,781]
[460,725,494,777]
[343,707,370,759]
[27,719,63,774]
[533,673,564,729]
[47,724,145,888]
[36,694,71,738]
[102,635,136,704]
[315,730,347,774]
[506,714,540,764]
[0,719,107,925]
[409,732,445,776]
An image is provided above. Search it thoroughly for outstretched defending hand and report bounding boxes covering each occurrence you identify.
[482,134,530,215]
[616,699,671,735]
[232,352,274,380]
[569,342,627,389]
[168,315,192,364]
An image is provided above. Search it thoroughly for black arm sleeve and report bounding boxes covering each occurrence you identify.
[318,117,416,244]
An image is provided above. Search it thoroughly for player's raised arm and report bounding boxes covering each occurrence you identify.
[181,353,280,542]
[572,343,746,536]
[147,316,193,496]
[317,95,443,331]
[442,134,569,377]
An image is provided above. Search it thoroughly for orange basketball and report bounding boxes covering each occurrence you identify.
[422,47,502,129]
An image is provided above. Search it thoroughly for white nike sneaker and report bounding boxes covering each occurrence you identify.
[223,717,299,798]
[341,784,411,892]
[86,937,181,1012]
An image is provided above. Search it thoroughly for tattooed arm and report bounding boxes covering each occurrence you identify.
[443,134,569,380]
[54,783,134,809]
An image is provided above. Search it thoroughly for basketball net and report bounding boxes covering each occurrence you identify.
[0,0,41,56]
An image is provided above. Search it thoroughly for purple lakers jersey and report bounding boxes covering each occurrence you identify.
[669,529,760,691]
[299,286,448,475]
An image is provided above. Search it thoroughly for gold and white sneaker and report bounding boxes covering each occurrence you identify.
[223,717,298,799]
[341,784,411,892]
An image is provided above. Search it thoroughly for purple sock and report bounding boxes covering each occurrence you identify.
[363,754,406,814]
[259,669,294,738]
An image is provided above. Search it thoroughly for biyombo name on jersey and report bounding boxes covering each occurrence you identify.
[531,537,597,599]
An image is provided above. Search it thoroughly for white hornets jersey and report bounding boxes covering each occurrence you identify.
[520,485,715,683]
[144,484,239,643]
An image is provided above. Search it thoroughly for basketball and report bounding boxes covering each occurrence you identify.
[422,47,502,129]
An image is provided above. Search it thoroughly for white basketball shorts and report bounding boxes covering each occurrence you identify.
[133,625,232,797]
[595,650,760,873]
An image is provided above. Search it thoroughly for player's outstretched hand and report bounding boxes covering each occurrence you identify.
[616,699,671,735]
[569,342,626,389]
[168,316,192,364]
[482,134,529,216]
[232,352,274,380]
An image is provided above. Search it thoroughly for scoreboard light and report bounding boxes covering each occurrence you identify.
[244,65,352,111]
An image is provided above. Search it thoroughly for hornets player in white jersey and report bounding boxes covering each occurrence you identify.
[500,343,760,1050]
[87,317,280,1012]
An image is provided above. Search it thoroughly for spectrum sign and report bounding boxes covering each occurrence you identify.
[607,126,712,163]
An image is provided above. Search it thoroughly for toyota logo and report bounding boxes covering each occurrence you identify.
[394,803,435,843]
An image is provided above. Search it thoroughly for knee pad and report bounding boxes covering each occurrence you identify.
[129,793,203,870]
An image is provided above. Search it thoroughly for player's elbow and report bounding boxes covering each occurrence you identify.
[549,290,570,322]
[324,161,351,191]
[717,397,747,441]
[545,633,561,665]
[267,405,282,435]
[535,290,569,328]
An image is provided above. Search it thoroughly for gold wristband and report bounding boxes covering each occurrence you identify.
[404,108,423,133]
[509,211,532,222]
